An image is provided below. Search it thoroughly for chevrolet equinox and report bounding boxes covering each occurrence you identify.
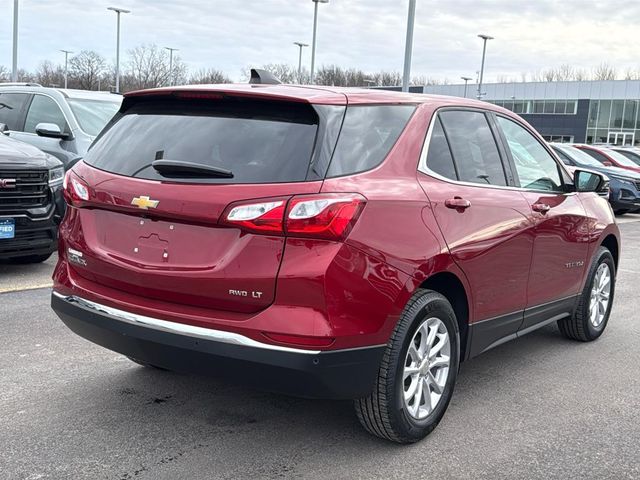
[51,81,620,443]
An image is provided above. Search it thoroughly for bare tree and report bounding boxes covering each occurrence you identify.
[411,75,428,86]
[69,51,106,90]
[189,68,231,84]
[574,68,588,81]
[412,75,448,86]
[624,67,640,80]
[35,61,65,87]
[593,62,617,81]
[542,68,557,82]
[557,64,575,81]
[373,71,402,86]
[126,44,187,91]
[0,65,9,82]
[314,65,345,86]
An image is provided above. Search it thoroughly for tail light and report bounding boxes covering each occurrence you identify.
[286,194,366,240]
[63,170,90,205]
[221,198,288,235]
[221,193,366,241]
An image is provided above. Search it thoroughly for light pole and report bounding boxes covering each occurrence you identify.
[402,0,417,92]
[12,0,19,82]
[477,34,493,100]
[310,0,329,84]
[61,50,73,89]
[293,42,309,84]
[165,47,179,86]
[107,6,130,93]
[461,76,472,98]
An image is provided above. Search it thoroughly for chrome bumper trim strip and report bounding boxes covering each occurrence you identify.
[52,291,322,355]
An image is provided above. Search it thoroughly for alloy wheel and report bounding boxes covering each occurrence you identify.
[403,317,451,420]
[589,263,611,328]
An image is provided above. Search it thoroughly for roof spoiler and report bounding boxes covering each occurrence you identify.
[249,69,282,85]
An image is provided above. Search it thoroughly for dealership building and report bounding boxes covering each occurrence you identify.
[416,80,640,146]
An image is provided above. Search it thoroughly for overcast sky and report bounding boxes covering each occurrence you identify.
[1,0,639,83]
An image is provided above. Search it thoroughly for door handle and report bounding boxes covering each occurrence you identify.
[532,203,551,213]
[445,197,471,210]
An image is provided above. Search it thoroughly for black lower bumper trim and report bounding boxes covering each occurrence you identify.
[51,293,385,399]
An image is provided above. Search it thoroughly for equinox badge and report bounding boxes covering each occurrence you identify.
[131,195,159,210]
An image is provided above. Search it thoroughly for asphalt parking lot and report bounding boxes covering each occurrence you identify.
[1,218,640,480]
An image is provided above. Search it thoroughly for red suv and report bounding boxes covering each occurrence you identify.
[574,144,640,173]
[51,83,620,443]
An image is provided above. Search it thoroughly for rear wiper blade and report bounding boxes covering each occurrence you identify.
[151,160,233,178]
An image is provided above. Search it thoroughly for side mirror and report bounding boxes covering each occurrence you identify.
[574,169,609,197]
[0,123,8,135]
[35,122,70,140]
[602,161,613,167]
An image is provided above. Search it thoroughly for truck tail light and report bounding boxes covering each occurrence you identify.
[221,193,366,241]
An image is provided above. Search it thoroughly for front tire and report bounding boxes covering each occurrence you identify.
[558,247,615,342]
[354,289,460,443]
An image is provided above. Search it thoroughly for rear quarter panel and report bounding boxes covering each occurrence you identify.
[321,102,473,341]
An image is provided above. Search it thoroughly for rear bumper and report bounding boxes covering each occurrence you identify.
[51,291,385,399]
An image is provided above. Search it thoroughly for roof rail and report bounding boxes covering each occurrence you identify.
[249,69,281,85]
[0,82,43,87]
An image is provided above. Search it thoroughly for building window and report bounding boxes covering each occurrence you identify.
[588,101,599,128]
[489,99,575,115]
[542,135,574,143]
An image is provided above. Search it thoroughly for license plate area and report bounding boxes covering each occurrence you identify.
[0,219,15,239]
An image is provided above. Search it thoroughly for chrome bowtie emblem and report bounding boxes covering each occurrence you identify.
[131,195,159,210]
[0,178,16,189]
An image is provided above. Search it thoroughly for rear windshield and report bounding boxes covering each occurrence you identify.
[84,98,319,184]
[68,98,121,137]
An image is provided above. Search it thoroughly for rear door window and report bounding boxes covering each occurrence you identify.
[85,98,320,184]
[326,105,415,177]
[439,110,508,186]
[0,93,29,130]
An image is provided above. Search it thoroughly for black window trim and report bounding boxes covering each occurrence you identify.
[436,116,460,181]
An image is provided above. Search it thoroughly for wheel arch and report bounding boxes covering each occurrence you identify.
[600,234,619,271]
[419,271,470,361]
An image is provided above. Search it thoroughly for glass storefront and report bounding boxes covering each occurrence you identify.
[586,99,640,145]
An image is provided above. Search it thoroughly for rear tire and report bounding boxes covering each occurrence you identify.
[354,289,460,443]
[614,209,629,215]
[558,247,615,342]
